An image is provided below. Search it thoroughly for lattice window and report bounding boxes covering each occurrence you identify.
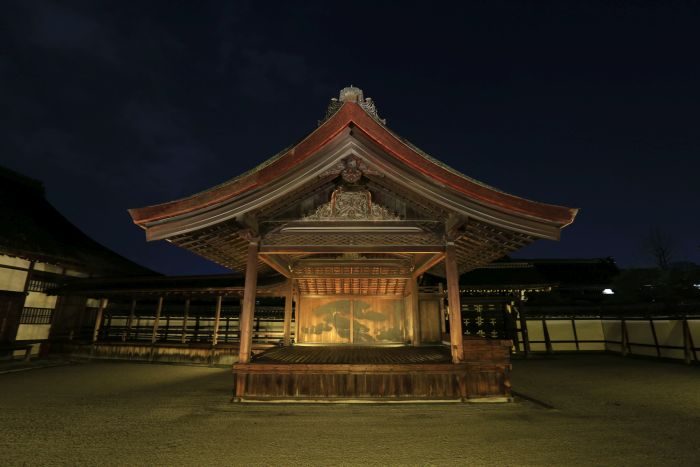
[20,307,54,325]
[26,278,60,293]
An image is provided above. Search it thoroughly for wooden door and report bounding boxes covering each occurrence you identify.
[0,292,25,343]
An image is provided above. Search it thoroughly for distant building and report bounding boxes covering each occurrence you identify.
[0,166,152,358]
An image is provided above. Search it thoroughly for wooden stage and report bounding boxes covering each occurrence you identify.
[233,339,513,402]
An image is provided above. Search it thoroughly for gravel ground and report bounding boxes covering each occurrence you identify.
[0,354,698,466]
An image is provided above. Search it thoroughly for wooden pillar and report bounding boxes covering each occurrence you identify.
[542,318,553,354]
[682,316,696,364]
[283,279,293,346]
[238,240,259,363]
[151,296,164,344]
[571,318,580,351]
[181,298,190,344]
[91,298,107,344]
[124,298,137,341]
[517,297,530,357]
[649,317,661,358]
[621,318,629,357]
[294,288,301,344]
[212,295,223,346]
[438,282,447,335]
[445,242,464,363]
[410,278,421,346]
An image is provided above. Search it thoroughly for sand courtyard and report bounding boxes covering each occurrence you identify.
[0,354,698,466]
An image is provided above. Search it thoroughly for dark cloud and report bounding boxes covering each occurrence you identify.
[1,0,699,274]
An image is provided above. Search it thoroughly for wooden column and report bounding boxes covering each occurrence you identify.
[238,240,259,363]
[621,318,629,357]
[294,288,301,344]
[517,297,531,357]
[283,279,293,346]
[438,282,447,335]
[181,298,190,344]
[151,296,164,344]
[682,316,696,364]
[91,298,107,344]
[410,278,421,346]
[212,295,222,346]
[542,318,553,354]
[124,298,136,341]
[445,242,464,363]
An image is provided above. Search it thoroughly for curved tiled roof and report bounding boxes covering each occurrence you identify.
[129,100,577,228]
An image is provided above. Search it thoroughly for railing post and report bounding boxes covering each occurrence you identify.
[124,298,136,342]
[181,298,190,344]
[649,317,660,358]
[151,296,164,345]
[542,318,553,354]
[517,297,530,358]
[621,318,629,357]
[682,316,696,364]
[91,298,107,344]
[212,295,222,347]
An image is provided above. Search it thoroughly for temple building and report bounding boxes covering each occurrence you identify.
[122,86,577,401]
[0,167,151,360]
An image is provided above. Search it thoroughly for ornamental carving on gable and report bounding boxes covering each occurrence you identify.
[303,187,399,221]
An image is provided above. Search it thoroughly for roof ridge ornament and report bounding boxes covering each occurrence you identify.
[319,85,386,126]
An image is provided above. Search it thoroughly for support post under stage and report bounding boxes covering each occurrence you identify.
[238,239,259,364]
[445,242,464,363]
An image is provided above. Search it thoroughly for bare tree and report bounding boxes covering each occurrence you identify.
[646,227,674,270]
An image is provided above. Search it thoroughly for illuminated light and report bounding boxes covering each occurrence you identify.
[602,288,615,295]
[694,284,700,289]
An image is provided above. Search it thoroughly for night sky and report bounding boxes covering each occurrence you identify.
[2,1,699,275]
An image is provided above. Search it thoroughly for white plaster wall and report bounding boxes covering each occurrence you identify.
[16,324,51,341]
[0,255,31,269]
[24,291,57,308]
[525,320,546,351]
[0,267,28,292]
[546,320,577,351]
[574,320,606,351]
[86,298,103,308]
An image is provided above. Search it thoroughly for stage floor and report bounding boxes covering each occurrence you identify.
[252,345,452,365]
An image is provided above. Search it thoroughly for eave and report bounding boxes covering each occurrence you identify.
[129,102,577,236]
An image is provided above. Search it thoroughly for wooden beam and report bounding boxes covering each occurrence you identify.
[445,242,464,363]
[260,245,445,254]
[283,279,293,346]
[259,254,292,278]
[238,240,259,364]
[212,295,222,346]
[151,296,163,344]
[412,252,445,279]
